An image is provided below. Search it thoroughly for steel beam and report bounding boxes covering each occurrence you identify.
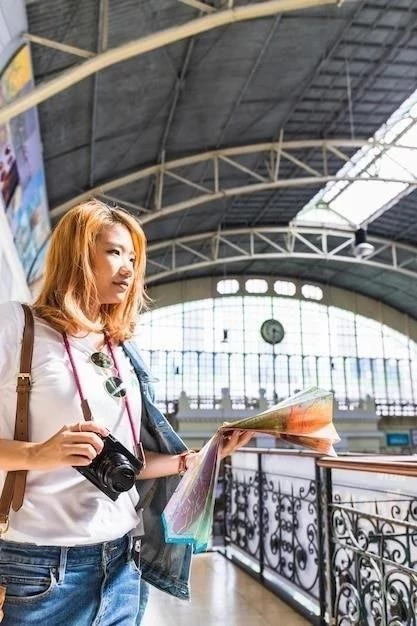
[177,0,217,13]
[0,0,346,125]
[97,193,149,214]
[146,226,417,283]
[24,33,95,59]
[49,138,417,221]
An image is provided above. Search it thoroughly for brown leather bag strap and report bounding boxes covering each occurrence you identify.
[12,304,34,511]
[0,304,34,532]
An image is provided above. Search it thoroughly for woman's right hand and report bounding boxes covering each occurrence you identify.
[29,422,109,470]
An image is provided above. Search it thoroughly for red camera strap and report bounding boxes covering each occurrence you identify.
[62,333,140,448]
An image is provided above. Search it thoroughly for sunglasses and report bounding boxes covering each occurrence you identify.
[90,352,127,399]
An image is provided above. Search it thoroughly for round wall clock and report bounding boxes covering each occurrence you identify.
[260,319,285,344]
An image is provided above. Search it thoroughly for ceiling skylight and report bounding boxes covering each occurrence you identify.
[294,88,417,229]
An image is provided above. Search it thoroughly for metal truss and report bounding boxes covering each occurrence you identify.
[177,0,217,13]
[50,138,417,221]
[177,0,247,12]
[2,0,345,126]
[146,226,417,282]
[23,33,96,59]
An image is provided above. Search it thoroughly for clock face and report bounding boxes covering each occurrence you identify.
[260,319,285,345]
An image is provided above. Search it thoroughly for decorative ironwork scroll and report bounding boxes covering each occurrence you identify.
[330,494,417,625]
[223,451,417,624]
[224,459,321,601]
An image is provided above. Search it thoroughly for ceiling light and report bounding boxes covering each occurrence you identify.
[353,228,375,259]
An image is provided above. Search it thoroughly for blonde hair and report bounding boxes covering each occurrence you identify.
[33,199,148,342]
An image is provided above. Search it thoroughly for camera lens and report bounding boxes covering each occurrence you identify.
[97,453,136,493]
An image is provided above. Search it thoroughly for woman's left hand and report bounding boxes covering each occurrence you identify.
[220,429,254,460]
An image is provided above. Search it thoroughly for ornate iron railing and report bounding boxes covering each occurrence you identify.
[221,451,417,625]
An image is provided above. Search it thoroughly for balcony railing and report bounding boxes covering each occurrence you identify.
[219,449,417,625]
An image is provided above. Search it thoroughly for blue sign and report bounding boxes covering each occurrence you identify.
[386,433,410,447]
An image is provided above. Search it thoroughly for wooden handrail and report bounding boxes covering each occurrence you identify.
[233,448,417,477]
[317,455,417,477]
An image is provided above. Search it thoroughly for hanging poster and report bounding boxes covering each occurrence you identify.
[0,44,50,285]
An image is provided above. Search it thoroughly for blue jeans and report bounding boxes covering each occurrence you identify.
[137,581,149,624]
[0,534,141,625]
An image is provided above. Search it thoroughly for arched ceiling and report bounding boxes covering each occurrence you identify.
[23,0,417,317]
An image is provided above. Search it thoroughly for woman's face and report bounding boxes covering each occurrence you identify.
[92,223,136,305]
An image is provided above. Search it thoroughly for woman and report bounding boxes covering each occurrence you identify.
[0,199,250,625]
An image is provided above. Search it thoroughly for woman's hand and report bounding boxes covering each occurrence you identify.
[29,422,109,470]
[220,429,254,460]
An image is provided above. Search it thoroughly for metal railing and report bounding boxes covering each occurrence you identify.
[143,349,417,416]
[220,450,417,625]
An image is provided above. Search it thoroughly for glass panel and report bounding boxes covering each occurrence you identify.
[144,303,184,351]
[245,278,268,293]
[244,353,261,404]
[276,354,290,401]
[331,357,347,405]
[398,359,413,403]
[214,352,230,406]
[329,308,356,357]
[384,358,400,401]
[355,316,383,358]
[289,355,303,395]
[217,279,239,294]
[301,284,323,300]
[149,351,168,407]
[302,356,318,388]
[259,353,274,402]
[372,358,387,402]
[199,353,214,407]
[301,301,330,356]
[136,319,152,351]
[382,325,409,359]
[358,358,375,402]
[317,356,332,392]
[183,299,213,351]
[274,280,296,296]
[345,357,360,404]
[229,353,245,407]
[166,350,183,404]
[214,297,244,353]
[183,352,199,406]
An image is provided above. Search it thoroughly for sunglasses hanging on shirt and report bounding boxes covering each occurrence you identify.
[90,351,127,399]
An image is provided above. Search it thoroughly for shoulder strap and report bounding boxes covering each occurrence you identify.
[0,304,34,533]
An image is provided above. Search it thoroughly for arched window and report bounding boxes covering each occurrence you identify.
[301,284,323,301]
[217,279,239,294]
[245,278,268,293]
[274,280,296,296]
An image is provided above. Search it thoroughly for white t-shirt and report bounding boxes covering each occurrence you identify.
[0,301,143,546]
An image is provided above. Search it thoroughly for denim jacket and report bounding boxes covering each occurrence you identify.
[123,341,193,601]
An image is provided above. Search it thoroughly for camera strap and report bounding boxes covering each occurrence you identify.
[104,332,141,447]
[0,303,34,535]
[62,333,145,466]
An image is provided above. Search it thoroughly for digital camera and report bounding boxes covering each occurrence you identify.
[75,433,143,501]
